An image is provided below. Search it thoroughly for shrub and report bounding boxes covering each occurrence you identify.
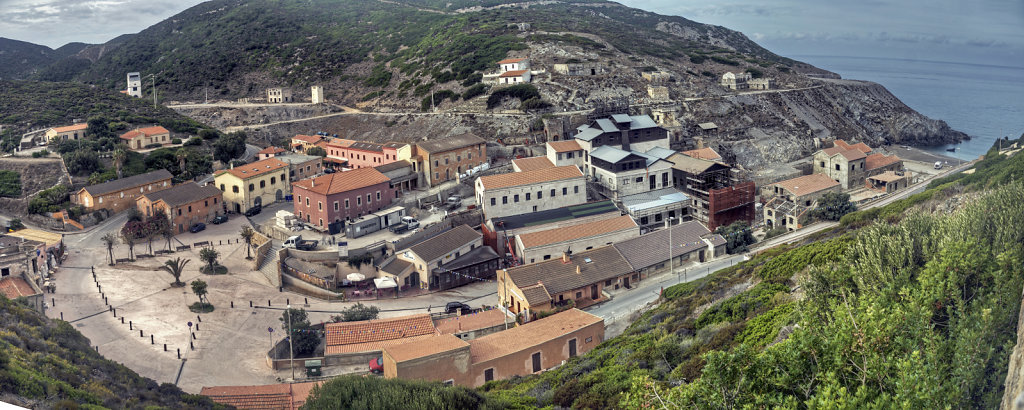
[519,97,551,111]
[689,54,706,64]
[171,138,182,144]
[461,83,487,100]
[486,84,541,109]
[362,64,393,88]
[183,137,201,146]
[0,170,21,198]
[31,150,49,158]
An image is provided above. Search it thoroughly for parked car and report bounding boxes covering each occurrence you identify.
[445,302,472,315]
[369,357,383,374]
[189,223,206,233]
[210,215,229,224]
[401,216,419,230]
[323,168,336,174]
[244,205,262,216]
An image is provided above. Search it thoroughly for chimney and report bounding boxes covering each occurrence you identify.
[311,179,315,187]
[561,252,570,264]
[576,265,581,274]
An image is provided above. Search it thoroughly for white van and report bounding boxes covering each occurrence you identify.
[401,216,420,229]
[934,161,943,170]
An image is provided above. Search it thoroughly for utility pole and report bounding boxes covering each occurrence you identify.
[149,74,157,108]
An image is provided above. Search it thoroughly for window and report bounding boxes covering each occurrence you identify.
[468,152,472,160]
[233,185,240,193]
[260,180,266,188]
[345,199,350,209]
[305,197,310,206]
[502,196,508,204]
[270,177,276,184]
[204,200,208,207]
[532,352,542,373]
[490,198,496,206]
[177,209,182,216]
[434,160,439,167]
[851,164,856,170]
[318,201,322,211]
[562,187,567,195]
[575,291,582,299]
[543,255,551,260]
[567,152,574,159]
[367,194,372,203]
[525,193,531,200]
[537,191,542,199]
[319,218,323,227]
[484,368,494,382]
[334,201,339,211]
[435,172,440,180]
[569,338,577,358]
[835,164,841,171]
[550,189,556,197]
[574,186,579,194]
[376,191,381,201]
[357,196,362,205]
[514,194,519,203]
[281,173,286,181]
[820,161,825,168]
[655,213,663,222]
[640,216,649,225]
[220,184,225,191]
[635,176,644,183]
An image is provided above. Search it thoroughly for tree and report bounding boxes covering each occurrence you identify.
[199,247,219,272]
[120,231,136,260]
[714,221,757,254]
[280,308,319,356]
[7,218,24,231]
[190,279,208,304]
[63,149,101,176]
[161,224,175,251]
[112,148,127,179]
[101,232,117,265]
[159,257,190,287]
[239,226,256,259]
[810,192,857,221]
[175,148,189,177]
[213,132,247,164]
[332,303,380,322]
[306,146,327,157]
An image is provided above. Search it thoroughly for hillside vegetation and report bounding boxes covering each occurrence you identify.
[0,80,212,152]
[32,0,787,102]
[478,136,1024,408]
[0,297,226,409]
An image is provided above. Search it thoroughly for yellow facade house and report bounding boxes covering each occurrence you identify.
[46,123,88,142]
[214,158,290,213]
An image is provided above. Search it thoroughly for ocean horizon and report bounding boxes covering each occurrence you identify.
[792,55,1024,160]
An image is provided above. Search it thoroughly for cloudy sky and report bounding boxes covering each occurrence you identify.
[1,0,1021,67]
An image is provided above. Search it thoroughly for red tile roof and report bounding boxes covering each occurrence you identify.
[325,333,437,355]
[0,277,38,299]
[216,158,288,180]
[497,58,527,64]
[499,70,528,78]
[681,147,722,161]
[512,156,555,172]
[477,165,583,190]
[772,173,840,198]
[292,134,321,144]
[119,126,170,140]
[325,314,436,347]
[547,140,582,152]
[383,334,469,363]
[834,139,872,154]
[200,382,320,410]
[517,214,637,249]
[258,146,286,155]
[433,309,508,334]
[469,309,602,363]
[865,153,901,171]
[822,146,866,161]
[52,123,88,133]
[292,167,390,196]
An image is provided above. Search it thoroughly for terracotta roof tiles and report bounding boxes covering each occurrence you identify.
[772,174,840,198]
[499,70,529,78]
[497,58,527,64]
[0,277,38,299]
[512,156,555,172]
[433,309,508,334]
[81,169,172,196]
[52,123,88,133]
[680,147,722,161]
[382,334,469,363]
[469,309,602,363]
[547,140,582,152]
[216,158,288,180]
[258,146,286,155]
[865,153,901,171]
[517,214,637,249]
[292,134,322,144]
[324,313,436,347]
[291,167,390,195]
[477,165,583,190]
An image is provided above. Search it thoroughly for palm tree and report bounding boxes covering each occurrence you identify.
[121,231,136,260]
[112,148,127,179]
[199,247,219,273]
[101,232,117,265]
[239,226,256,260]
[159,257,190,287]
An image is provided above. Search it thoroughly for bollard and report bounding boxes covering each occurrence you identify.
[268,300,271,306]
[51,298,55,307]
[197,315,201,323]
[305,297,308,305]
[108,305,112,312]
[121,317,124,324]
[112,308,116,317]
[151,335,154,344]
[192,332,197,340]
[129,321,133,330]
[279,287,283,292]
[60,312,63,321]
[177,348,180,358]
[95,346,98,352]
[219,240,222,245]
[139,330,143,337]
[286,298,289,305]
[249,300,253,308]
[195,323,200,331]
[164,344,167,352]
[231,301,234,308]
[190,341,194,350]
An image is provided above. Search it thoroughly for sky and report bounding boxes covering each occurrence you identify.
[1,0,1022,67]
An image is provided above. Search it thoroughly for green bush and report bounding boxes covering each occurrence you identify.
[0,170,21,198]
[28,184,70,214]
[362,64,393,88]
[486,84,541,109]
[305,375,497,408]
[31,150,49,158]
[519,97,551,111]
[171,138,182,144]
[461,83,487,100]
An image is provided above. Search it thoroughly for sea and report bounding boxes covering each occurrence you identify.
[791,55,1024,161]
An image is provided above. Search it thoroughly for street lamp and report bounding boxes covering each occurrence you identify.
[286,305,295,381]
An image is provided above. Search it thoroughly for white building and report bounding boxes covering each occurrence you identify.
[126,72,142,98]
[475,165,586,220]
[497,58,530,73]
[587,145,675,199]
[311,86,324,104]
[546,140,586,169]
[267,88,293,103]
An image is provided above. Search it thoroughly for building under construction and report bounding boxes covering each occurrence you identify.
[668,153,756,231]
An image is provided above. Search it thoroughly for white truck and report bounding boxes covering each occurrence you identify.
[283,235,318,251]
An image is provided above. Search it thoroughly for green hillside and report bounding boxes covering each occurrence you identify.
[37,0,789,100]
[0,296,227,409]
[479,136,1024,408]
[0,80,213,152]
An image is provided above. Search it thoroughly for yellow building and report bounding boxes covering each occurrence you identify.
[46,124,88,142]
[214,158,290,213]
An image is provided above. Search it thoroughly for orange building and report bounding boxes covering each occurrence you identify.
[119,126,171,150]
[136,182,224,234]
[73,169,174,213]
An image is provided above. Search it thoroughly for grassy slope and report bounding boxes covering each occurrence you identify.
[0,297,227,409]
[0,80,211,152]
[480,135,1024,408]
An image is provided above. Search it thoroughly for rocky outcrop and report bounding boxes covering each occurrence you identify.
[1002,287,1024,409]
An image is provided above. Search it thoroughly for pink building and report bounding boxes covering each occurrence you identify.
[292,167,396,229]
[325,139,402,169]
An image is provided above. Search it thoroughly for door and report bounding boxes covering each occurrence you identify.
[531,352,541,373]
[569,339,577,358]
[624,276,630,288]
[590,284,598,300]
